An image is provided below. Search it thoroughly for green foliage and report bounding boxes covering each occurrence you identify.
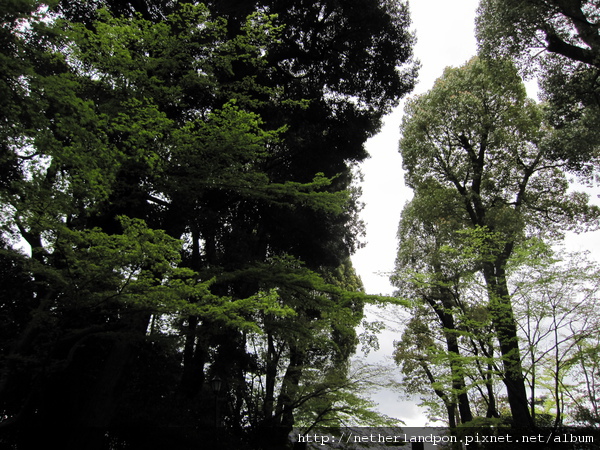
[34,215,267,324]
[476,0,600,174]
[293,362,401,430]
[476,0,600,70]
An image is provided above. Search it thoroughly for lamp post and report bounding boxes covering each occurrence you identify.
[210,376,222,428]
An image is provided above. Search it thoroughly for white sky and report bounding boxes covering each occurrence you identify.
[350,0,600,427]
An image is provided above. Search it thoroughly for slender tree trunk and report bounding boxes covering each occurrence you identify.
[180,316,208,396]
[485,360,500,419]
[445,329,473,424]
[421,362,457,428]
[254,345,304,449]
[276,346,304,428]
[426,288,473,424]
[263,331,279,422]
[483,261,533,428]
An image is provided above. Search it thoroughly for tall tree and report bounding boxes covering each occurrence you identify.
[0,1,337,440]
[398,56,598,427]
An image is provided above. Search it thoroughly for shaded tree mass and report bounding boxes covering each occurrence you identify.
[0,0,416,448]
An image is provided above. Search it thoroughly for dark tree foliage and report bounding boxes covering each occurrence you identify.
[0,0,416,448]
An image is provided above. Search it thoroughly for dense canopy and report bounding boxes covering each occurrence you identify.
[0,1,416,448]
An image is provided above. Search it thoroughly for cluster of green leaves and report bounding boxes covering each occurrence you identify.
[476,0,600,174]
[1,1,306,324]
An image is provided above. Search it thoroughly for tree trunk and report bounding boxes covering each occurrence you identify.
[263,331,279,422]
[426,287,474,424]
[276,346,304,428]
[485,361,500,419]
[483,261,533,427]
